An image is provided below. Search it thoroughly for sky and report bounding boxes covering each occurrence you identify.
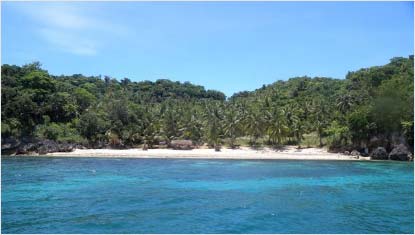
[2,1,414,97]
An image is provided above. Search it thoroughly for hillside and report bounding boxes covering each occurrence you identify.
[1,56,413,159]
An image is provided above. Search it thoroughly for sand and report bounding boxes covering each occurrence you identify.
[45,146,367,160]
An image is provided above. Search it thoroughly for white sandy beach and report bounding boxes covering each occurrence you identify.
[46,146,369,160]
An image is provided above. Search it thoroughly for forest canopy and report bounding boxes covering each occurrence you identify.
[1,56,413,154]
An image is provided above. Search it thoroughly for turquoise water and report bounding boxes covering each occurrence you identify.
[2,157,414,234]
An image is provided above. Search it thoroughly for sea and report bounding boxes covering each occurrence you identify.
[2,157,414,234]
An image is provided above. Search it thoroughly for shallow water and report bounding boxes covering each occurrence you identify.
[2,157,414,234]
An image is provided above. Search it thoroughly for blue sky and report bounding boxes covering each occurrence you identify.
[2,1,414,96]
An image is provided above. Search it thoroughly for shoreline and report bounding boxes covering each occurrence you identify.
[36,146,370,161]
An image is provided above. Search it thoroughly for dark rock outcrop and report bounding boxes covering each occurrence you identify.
[1,137,21,154]
[16,143,37,154]
[389,144,413,161]
[37,140,75,154]
[58,143,75,152]
[370,147,388,160]
[169,140,194,150]
[368,136,388,150]
[2,139,76,155]
[37,140,60,154]
[390,133,408,148]
[328,144,354,154]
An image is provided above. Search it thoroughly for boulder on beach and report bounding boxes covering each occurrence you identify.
[370,147,388,160]
[389,144,413,161]
[169,140,194,150]
[350,150,360,156]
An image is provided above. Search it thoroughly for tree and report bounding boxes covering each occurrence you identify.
[312,97,331,146]
[1,55,413,153]
[223,104,243,148]
[78,110,109,142]
[74,88,96,112]
[47,92,77,122]
[203,102,223,148]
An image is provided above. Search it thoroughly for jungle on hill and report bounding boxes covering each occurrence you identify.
[1,56,413,159]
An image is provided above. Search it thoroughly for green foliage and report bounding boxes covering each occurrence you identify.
[325,121,350,146]
[1,56,413,151]
[74,88,96,112]
[35,122,84,143]
[2,119,21,137]
[300,132,326,148]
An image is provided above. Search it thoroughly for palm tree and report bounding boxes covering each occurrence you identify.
[203,101,223,149]
[268,106,288,146]
[336,94,354,114]
[244,110,265,146]
[312,98,330,146]
[223,104,243,148]
[284,104,300,142]
[181,106,203,144]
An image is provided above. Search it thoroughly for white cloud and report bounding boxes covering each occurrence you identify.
[17,3,130,56]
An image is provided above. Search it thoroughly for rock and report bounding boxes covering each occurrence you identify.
[368,136,380,147]
[3,138,76,155]
[351,150,360,156]
[370,147,388,160]
[408,153,414,161]
[158,141,167,146]
[16,143,37,154]
[344,151,350,155]
[169,140,194,150]
[38,141,75,154]
[362,147,369,156]
[37,140,59,154]
[368,136,387,150]
[391,133,408,147]
[58,143,74,152]
[214,145,221,152]
[389,144,413,161]
[1,137,21,154]
[74,144,86,149]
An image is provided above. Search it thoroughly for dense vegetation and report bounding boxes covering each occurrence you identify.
[2,56,413,154]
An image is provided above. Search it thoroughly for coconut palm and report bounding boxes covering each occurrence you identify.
[223,104,243,148]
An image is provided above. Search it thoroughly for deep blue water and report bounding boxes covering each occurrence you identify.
[1,157,414,234]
